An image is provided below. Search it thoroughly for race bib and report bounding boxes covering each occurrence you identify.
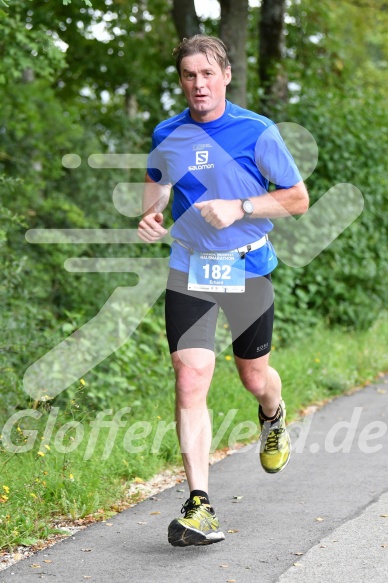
[188,250,245,293]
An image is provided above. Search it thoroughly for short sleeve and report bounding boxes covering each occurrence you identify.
[254,124,302,189]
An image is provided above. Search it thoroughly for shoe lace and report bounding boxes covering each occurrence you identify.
[181,499,198,518]
[181,498,210,519]
[263,425,285,452]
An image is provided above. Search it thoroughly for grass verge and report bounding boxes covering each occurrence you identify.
[0,315,387,551]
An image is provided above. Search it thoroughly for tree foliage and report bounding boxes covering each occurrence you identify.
[0,0,387,414]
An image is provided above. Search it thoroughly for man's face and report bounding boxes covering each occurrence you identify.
[179,52,231,123]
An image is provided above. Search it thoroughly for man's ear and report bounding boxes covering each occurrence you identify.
[224,66,232,86]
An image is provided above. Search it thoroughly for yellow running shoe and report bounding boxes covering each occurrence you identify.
[168,496,225,547]
[259,399,291,473]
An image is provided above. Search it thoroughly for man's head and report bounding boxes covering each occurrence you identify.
[172,35,232,123]
[172,35,231,77]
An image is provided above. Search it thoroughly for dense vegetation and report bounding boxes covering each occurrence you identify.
[0,0,387,549]
[1,0,387,416]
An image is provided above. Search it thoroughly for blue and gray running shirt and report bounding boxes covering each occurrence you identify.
[147,100,302,276]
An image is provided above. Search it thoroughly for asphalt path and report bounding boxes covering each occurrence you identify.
[1,377,388,583]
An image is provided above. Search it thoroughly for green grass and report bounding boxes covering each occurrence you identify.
[209,315,388,443]
[0,316,387,551]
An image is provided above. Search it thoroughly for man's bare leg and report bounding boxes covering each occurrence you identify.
[167,347,225,547]
[171,347,215,492]
[234,352,281,415]
[235,352,290,473]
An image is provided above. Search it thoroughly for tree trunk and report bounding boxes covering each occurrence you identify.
[125,92,138,119]
[22,68,35,83]
[259,0,288,115]
[219,0,248,108]
[171,0,200,40]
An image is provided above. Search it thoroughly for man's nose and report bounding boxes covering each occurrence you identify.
[194,75,205,89]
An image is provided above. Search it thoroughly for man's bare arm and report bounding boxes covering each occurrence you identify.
[142,172,171,215]
[194,181,309,230]
[248,181,309,218]
[138,173,172,242]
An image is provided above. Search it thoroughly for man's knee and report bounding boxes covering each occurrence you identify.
[175,366,210,394]
[172,349,215,404]
[240,369,268,396]
[235,355,271,396]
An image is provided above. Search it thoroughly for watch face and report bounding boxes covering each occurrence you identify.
[243,199,254,214]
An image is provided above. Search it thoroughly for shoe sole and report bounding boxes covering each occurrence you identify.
[168,521,225,547]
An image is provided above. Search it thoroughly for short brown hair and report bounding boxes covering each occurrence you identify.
[172,35,230,76]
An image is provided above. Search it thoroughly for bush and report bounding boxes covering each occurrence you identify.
[271,87,388,342]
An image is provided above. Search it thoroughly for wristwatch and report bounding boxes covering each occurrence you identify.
[240,198,254,218]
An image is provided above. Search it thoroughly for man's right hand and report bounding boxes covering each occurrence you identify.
[138,212,168,242]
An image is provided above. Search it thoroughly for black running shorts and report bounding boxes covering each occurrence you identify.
[165,268,274,360]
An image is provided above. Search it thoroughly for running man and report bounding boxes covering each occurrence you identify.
[138,35,309,547]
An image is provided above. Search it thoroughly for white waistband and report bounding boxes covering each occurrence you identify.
[175,234,268,255]
[236,234,268,254]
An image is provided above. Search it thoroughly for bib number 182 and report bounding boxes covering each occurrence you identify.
[203,264,231,280]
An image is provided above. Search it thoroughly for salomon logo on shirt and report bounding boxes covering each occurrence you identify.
[189,150,214,171]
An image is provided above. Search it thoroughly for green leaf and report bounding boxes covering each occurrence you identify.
[19,537,38,546]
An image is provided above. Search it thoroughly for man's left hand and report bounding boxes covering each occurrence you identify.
[194,199,244,229]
